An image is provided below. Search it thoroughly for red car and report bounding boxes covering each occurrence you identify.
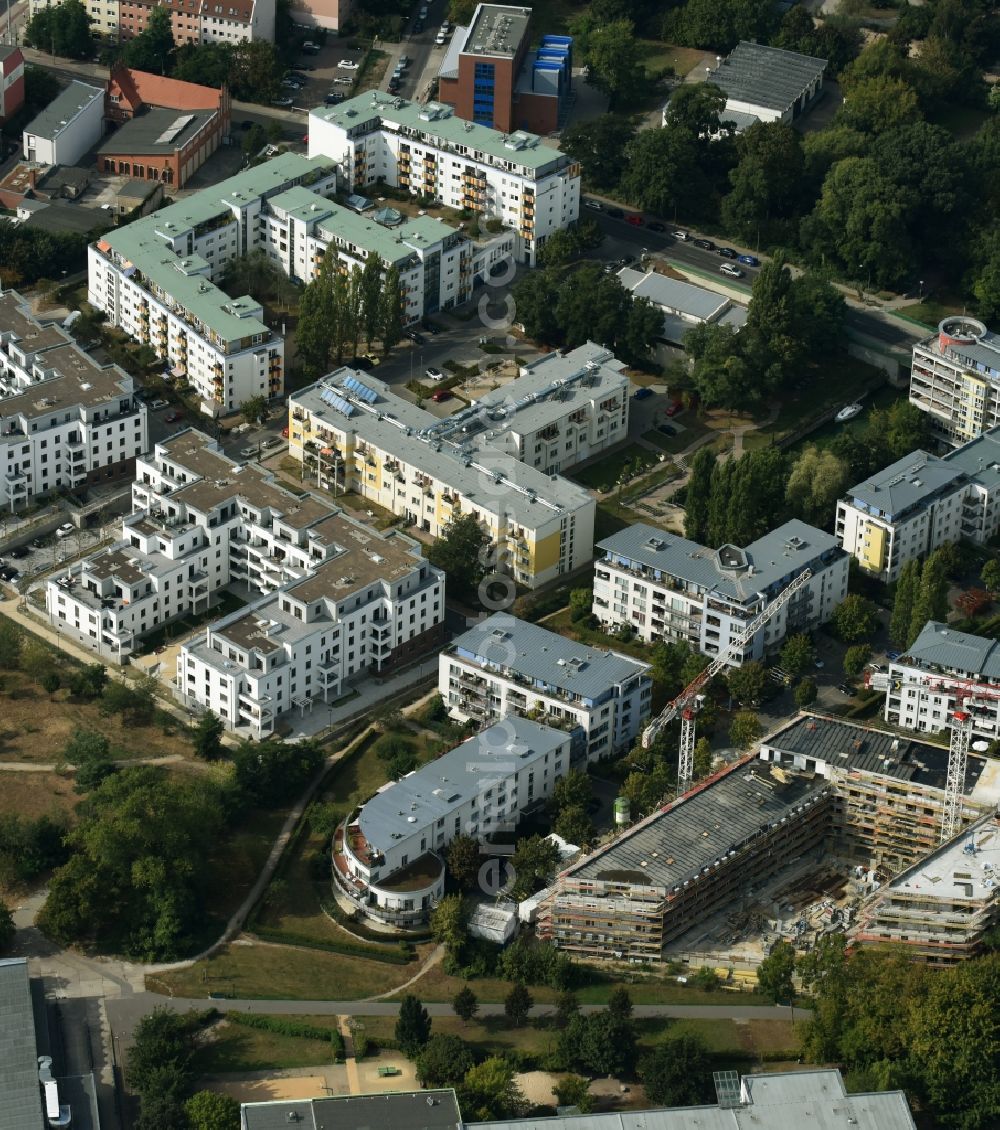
[665,402,682,417]
[432,388,451,402]
[625,214,644,226]
[165,410,183,423]
[281,425,289,438]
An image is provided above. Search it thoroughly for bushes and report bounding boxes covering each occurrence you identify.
[250,926,413,964]
[228,1013,346,1060]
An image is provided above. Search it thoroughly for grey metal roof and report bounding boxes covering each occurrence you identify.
[761,713,983,795]
[117,178,159,201]
[899,620,1000,681]
[942,427,1000,491]
[709,41,827,113]
[359,717,567,854]
[617,268,730,321]
[566,760,828,891]
[0,957,43,1130]
[924,326,1000,380]
[846,450,966,519]
[597,519,842,605]
[25,79,103,140]
[243,1089,462,1130]
[97,107,215,155]
[449,612,650,701]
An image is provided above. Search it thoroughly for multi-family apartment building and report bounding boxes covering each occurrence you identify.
[335,717,570,923]
[882,619,1000,743]
[835,430,1000,583]
[308,91,581,265]
[909,315,1000,446]
[440,613,653,763]
[33,0,275,44]
[46,429,445,694]
[260,185,514,318]
[88,153,339,413]
[592,520,848,665]
[288,345,624,587]
[0,290,148,511]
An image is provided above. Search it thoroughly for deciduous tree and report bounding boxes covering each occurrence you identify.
[504,981,533,1026]
[758,939,796,1002]
[415,1033,474,1087]
[638,1033,712,1106]
[729,710,761,750]
[445,835,482,892]
[191,711,225,761]
[426,514,490,603]
[843,644,872,680]
[727,661,767,706]
[452,985,479,1024]
[185,1090,240,1130]
[829,594,880,643]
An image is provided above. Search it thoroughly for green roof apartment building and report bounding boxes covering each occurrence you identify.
[308,91,581,265]
[88,151,516,414]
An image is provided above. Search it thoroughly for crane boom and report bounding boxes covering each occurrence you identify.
[641,568,814,792]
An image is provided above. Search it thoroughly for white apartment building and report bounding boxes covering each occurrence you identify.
[46,430,444,686]
[337,717,570,922]
[88,153,339,414]
[0,291,148,512]
[23,80,104,167]
[32,0,275,43]
[288,344,626,588]
[261,185,515,320]
[909,316,1000,446]
[441,613,653,763]
[178,524,443,736]
[593,520,849,664]
[835,430,1000,583]
[308,92,581,266]
[883,620,1000,743]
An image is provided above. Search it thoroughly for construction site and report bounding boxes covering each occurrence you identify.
[537,713,1000,967]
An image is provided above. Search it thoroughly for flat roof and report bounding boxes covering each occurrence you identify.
[0,958,43,1130]
[97,107,215,155]
[449,612,649,701]
[465,3,531,57]
[761,713,984,795]
[564,759,828,891]
[920,324,1000,379]
[896,619,1000,681]
[117,178,160,200]
[358,717,566,854]
[242,1088,462,1130]
[21,201,108,235]
[887,812,1000,904]
[598,519,843,605]
[0,344,133,422]
[25,79,103,140]
[709,41,827,113]
[470,1069,916,1130]
[0,289,73,352]
[618,268,731,322]
[311,93,570,174]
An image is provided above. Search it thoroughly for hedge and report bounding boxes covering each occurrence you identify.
[251,926,413,964]
[229,1013,346,1060]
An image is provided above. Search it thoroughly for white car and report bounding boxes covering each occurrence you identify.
[150,398,169,410]
[425,367,444,383]
[338,59,359,69]
[719,263,744,278]
[240,446,258,458]
[435,31,447,43]
[672,230,689,241]
[55,523,75,538]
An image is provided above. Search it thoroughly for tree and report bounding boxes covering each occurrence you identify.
[555,990,580,1027]
[684,446,716,543]
[561,114,638,191]
[232,737,323,806]
[510,834,560,899]
[445,835,482,892]
[240,396,268,427]
[504,981,533,1026]
[63,729,115,794]
[185,1091,240,1130]
[722,121,805,243]
[890,559,921,648]
[415,1033,475,1087]
[666,0,779,53]
[758,939,796,1002]
[568,588,592,623]
[608,987,633,1021]
[124,4,175,74]
[127,1009,196,1098]
[430,894,469,960]
[452,985,479,1024]
[843,644,872,680]
[583,20,646,111]
[554,804,593,845]
[829,594,880,643]
[0,898,15,953]
[427,514,490,603]
[0,618,23,670]
[68,662,107,699]
[910,550,950,644]
[395,994,431,1057]
[460,1057,525,1122]
[795,676,818,708]
[638,1033,712,1106]
[726,661,767,706]
[786,446,849,526]
[552,1075,594,1113]
[780,634,815,679]
[359,252,384,347]
[693,737,713,780]
[729,710,761,750]
[551,769,592,814]
[24,0,93,58]
[191,710,225,761]
[559,1010,638,1077]
[983,559,1000,595]
[378,264,404,353]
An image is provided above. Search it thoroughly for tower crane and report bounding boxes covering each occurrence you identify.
[641,568,814,795]
[866,667,1000,842]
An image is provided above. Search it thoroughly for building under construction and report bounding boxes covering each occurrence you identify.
[855,811,1000,964]
[538,713,998,963]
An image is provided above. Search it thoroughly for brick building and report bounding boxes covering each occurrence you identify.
[98,66,230,188]
[0,46,24,124]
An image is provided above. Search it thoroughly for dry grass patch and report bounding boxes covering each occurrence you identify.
[0,771,79,821]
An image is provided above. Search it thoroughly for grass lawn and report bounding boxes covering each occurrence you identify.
[362,1012,561,1057]
[0,771,79,826]
[638,40,706,79]
[777,383,906,462]
[193,1016,340,1073]
[895,299,964,328]
[643,413,712,454]
[570,445,657,491]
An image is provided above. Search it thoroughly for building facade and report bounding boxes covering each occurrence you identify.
[33,0,278,44]
[88,152,339,413]
[441,613,653,763]
[0,290,148,512]
[0,47,25,125]
[592,520,848,664]
[308,92,581,265]
[288,345,621,588]
[335,718,570,923]
[909,316,1000,446]
[23,80,104,167]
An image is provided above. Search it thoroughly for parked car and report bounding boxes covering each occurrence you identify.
[625,214,644,226]
[693,238,716,250]
[838,683,858,696]
[261,437,282,449]
[281,425,289,438]
[719,263,744,278]
[718,247,738,259]
[301,40,319,53]
[413,18,424,31]
[150,398,169,409]
[239,120,254,130]
[605,206,624,219]
[584,199,602,211]
[398,55,411,67]
[672,230,689,241]
[867,662,885,673]
[165,410,183,423]
[435,31,447,43]
[647,221,666,232]
[31,537,46,549]
[425,367,444,382]
[56,523,75,538]
[282,78,303,89]
[324,92,344,104]
[387,79,401,93]
[338,58,359,69]
[240,446,258,458]
[8,545,28,558]
[0,566,19,581]
[886,650,901,662]
[271,96,294,107]
[351,356,374,371]
[737,254,760,267]
[633,387,654,400]
[405,329,425,344]
[432,388,452,402]
[333,76,353,85]
[665,402,682,417]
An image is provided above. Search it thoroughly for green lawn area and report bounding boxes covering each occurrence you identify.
[642,413,712,454]
[569,444,657,491]
[638,40,706,79]
[363,1012,562,1057]
[193,1016,341,1073]
[895,298,963,329]
[777,383,907,462]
